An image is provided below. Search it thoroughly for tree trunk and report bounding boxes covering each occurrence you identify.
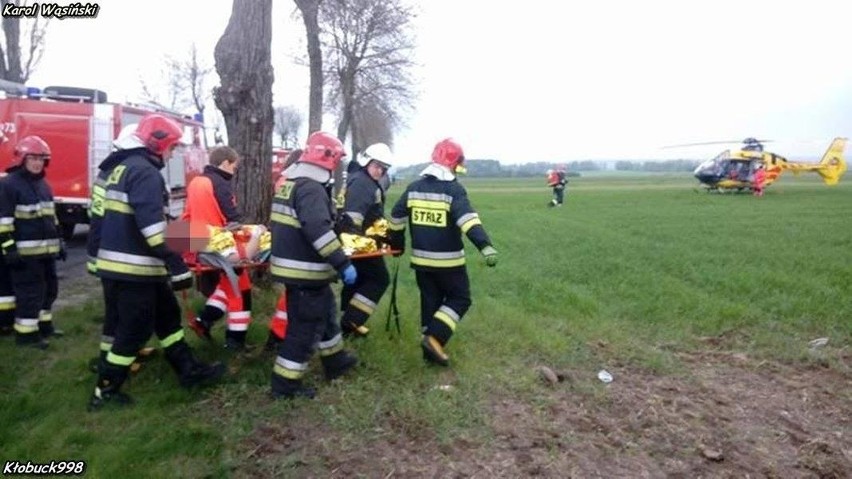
[295,0,323,134]
[2,6,23,83]
[213,0,274,224]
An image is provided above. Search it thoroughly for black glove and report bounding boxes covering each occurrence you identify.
[2,241,23,267]
[171,271,194,291]
[57,240,68,262]
[165,253,193,291]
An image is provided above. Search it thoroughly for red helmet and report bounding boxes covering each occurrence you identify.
[300,131,346,171]
[431,138,464,171]
[135,114,184,157]
[14,136,51,165]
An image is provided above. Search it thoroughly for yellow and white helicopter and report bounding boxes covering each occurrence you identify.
[687,137,847,192]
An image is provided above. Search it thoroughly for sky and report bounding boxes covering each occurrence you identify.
[23,0,852,166]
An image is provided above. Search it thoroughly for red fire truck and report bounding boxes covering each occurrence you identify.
[0,81,208,239]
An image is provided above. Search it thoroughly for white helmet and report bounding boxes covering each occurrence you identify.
[356,142,394,168]
[113,123,144,150]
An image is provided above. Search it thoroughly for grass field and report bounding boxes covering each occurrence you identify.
[1,173,850,477]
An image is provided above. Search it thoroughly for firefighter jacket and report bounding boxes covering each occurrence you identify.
[0,166,60,259]
[182,165,242,228]
[389,173,493,271]
[95,150,189,283]
[339,168,385,235]
[86,149,139,275]
[269,163,351,287]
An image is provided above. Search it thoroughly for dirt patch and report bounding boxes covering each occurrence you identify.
[54,269,100,310]
[238,353,851,478]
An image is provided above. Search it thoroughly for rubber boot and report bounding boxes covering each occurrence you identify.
[0,315,13,336]
[39,321,64,338]
[90,347,156,374]
[88,361,134,411]
[340,319,370,338]
[421,335,450,367]
[224,330,251,352]
[270,376,315,400]
[321,350,358,381]
[165,341,225,388]
[15,331,49,350]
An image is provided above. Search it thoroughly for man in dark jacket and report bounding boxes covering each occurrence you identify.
[88,114,224,410]
[183,146,255,350]
[337,142,394,337]
[0,136,64,349]
[389,138,498,367]
[269,131,358,399]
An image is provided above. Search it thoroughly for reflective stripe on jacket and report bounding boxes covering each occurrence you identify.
[389,174,492,270]
[95,152,176,282]
[0,168,60,259]
[270,176,350,286]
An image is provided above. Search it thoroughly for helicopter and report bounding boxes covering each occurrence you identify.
[685,137,848,192]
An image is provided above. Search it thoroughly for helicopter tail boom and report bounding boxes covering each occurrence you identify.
[815,137,847,185]
[780,137,847,185]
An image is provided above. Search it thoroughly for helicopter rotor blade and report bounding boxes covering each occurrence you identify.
[661,139,773,149]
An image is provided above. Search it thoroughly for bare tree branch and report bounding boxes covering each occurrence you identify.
[0,0,49,83]
[274,105,304,148]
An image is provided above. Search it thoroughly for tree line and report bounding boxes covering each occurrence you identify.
[394,159,701,179]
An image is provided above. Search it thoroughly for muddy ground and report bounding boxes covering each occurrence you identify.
[240,347,850,478]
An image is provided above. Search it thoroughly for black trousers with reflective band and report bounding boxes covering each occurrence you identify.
[341,256,390,326]
[278,284,339,366]
[0,258,14,327]
[102,279,182,359]
[9,257,57,321]
[415,267,471,344]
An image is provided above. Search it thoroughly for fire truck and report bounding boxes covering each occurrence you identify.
[0,80,209,239]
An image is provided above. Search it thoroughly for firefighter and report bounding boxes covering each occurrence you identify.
[337,142,394,337]
[546,166,567,207]
[0,172,15,336]
[388,138,498,367]
[269,131,358,399]
[265,149,303,352]
[183,145,255,351]
[86,124,156,370]
[0,136,65,349]
[88,114,225,410]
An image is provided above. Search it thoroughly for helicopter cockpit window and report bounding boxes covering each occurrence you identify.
[694,159,720,176]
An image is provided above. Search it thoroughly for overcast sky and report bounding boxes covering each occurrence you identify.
[26,0,852,165]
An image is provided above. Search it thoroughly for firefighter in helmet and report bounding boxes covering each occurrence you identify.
[546,166,567,207]
[269,131,359,399]
[0,171,13,336]
[388,138,498,367]
[88,114,225,410]
[337,142,394,337]
[184,145,256,351]
[265,148,305,352]
[85,124,157,372]
[0,135,65,349]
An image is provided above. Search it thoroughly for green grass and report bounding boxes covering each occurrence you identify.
[1,172,850,476]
